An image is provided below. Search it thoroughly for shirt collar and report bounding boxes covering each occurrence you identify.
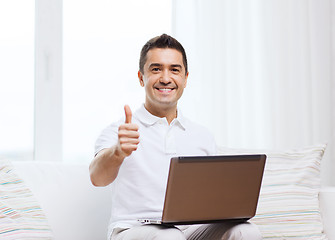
[134,104,186,130]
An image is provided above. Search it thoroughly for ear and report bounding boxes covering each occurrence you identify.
[138,71,144,87]
[184,72,189,88]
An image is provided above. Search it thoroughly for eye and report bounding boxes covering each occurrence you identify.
[152,67,161,72]
[171,68,180,73]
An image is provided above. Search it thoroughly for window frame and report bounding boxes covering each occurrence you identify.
[34,0,63,161]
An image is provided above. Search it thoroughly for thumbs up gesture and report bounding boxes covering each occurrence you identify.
[117,105,140,158]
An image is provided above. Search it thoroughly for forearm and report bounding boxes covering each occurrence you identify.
[90,105,139,186]
[89,146,125,187]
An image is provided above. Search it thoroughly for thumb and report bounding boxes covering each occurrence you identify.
[124,105,132,123]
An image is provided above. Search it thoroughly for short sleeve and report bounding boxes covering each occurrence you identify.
[94,121,121,156]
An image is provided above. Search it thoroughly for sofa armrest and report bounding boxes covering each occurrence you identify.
[320,186,335,240]
[12,161,112,240]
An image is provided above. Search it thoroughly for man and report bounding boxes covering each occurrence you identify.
[90,34,262,240]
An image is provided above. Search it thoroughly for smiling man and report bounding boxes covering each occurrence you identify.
[138,47,188,123]
[89,34,262,240]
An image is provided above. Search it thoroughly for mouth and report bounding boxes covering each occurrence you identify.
[155,87,175,93]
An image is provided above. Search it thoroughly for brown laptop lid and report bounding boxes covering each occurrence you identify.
[161,155,266,225]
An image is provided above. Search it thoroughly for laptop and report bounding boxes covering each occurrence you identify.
[138,154,266,225]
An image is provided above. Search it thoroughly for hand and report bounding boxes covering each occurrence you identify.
[117,105,140,158]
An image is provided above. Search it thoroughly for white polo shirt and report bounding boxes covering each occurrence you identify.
[95,104,216,237]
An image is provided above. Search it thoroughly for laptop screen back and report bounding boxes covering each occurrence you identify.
[162,154,266,225]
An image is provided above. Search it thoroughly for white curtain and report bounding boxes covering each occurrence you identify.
[172,0,335,186]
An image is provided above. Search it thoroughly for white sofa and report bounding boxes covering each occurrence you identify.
[8,160,335,240]
[11,161,112,240]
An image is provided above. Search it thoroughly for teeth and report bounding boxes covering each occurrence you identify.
[159,88,172,92]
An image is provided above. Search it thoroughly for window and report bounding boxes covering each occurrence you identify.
[63,0,172,162]
[1,0,171,163]
[0,1,35,161]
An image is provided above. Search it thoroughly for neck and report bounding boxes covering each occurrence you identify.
[144,103,178,124]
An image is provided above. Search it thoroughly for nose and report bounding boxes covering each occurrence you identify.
[160,69,171,84]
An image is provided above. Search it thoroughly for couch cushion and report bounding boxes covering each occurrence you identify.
[218,144,327,239]
[0,159,53,239]
[11,161,112,240]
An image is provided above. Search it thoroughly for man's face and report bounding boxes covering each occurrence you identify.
[138,48,188,112]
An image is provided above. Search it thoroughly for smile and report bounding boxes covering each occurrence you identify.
[155,88,175,93]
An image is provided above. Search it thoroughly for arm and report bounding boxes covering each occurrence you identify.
[89,105,140,186]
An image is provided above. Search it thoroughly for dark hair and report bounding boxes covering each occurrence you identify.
[139,34,188,75]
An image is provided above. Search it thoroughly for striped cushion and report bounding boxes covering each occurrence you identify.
[218,144,327,239]
[0,159,53,239]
